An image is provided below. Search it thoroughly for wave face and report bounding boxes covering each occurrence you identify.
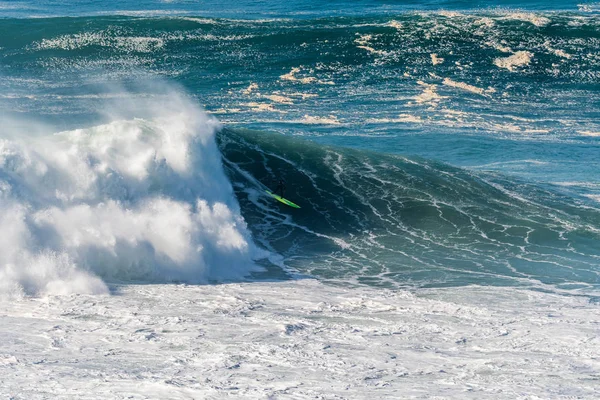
[220,128,600,290]
[0,89,263,297]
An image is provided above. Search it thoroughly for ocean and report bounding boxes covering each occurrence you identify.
[1,1,599,398]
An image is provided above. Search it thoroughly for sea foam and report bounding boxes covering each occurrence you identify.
[494,51,533,72]
[0,87,263,297]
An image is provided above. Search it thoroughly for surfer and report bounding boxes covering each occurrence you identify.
[275,178,285,197]
[265,178,300,208]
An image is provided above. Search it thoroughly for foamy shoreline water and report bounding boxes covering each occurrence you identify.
[1,279,598,399]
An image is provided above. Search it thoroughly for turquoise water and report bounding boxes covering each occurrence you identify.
[1,1,599,291]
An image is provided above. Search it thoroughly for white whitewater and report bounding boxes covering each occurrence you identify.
[0,89,263,297]
[1,280,598,398]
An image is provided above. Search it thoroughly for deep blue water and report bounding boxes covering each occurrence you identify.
[0,0,596,18]
[1,0,599,290]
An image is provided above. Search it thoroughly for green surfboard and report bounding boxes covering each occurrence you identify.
[266,190,301,208]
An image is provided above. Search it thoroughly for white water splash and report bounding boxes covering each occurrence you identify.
[0,87,263,297]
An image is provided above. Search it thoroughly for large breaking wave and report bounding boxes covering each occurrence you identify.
[220,128,600,290]
[0,88,263,297]
[1,9,599,296]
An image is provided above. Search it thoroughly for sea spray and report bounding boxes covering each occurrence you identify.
[0,86,264,297]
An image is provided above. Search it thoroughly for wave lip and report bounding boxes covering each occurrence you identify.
[0,89,263,297]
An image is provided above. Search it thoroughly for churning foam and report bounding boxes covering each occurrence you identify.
[354,34,387,56]
[430,54,444,66]
[280,67,317,84]
[34,31,165,53]
[280,67,334,85]
[494,51,533,72]
[414,81,446,105]
[500,12,551,27]
[578,130,600,137]
[301,114,341,125]
[442,78,495,96]
[0,88,263,297]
